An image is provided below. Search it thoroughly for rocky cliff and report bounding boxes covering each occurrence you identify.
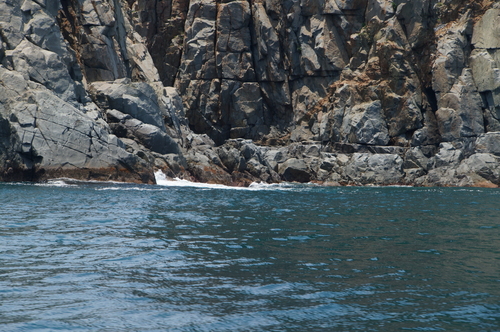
[1,0,500,187]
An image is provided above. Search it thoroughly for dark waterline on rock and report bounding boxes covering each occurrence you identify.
[1,182,500,331]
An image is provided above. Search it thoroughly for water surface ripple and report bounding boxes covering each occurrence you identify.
[1,182,500,331]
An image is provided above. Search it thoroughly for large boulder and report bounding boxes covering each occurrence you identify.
[344,153,404,185]
[278,158,311,183]
[471,8,500,49]
[457,153,500,185]
[106,109,180,155]
[90,79,167,130]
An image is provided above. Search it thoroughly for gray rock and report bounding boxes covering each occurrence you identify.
[91,80,167,130]
[251,3,286,82]
[411,110,441,146]
[217,145,244,173]
[263,148,289,171]
[435,108,467,142]
[415,167,468,187]
[340,101,390,145]
[384,95,424,138]
[106,109,179,155]
[471,9,500,49]
[481,88,500,132]
[0,68,149,182]
[291,76,333,122]
[366,0,394,21]
[403,147,429,171]
[177,0,217,81]
[435,69,484,141]
[475,132,500,157]
[297,15,348,75]
[2,0,500,188]
[457,153,500,185]
[278,158,311,182]
[230,82,264,128]
[10,40,81,103]
[432,11,471,96]
[0,1,25,48]
[344,153,404,185]
[470,50,500,93]
[430,142,464,168]
[216,1,255,80]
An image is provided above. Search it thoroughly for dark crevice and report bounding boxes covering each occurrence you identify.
[112,0,131,78]
[480,91,493,109]
[424,87,438,112]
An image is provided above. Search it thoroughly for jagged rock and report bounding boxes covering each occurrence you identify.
[229,82,264,129]
[394,0,431,49]
[319,154,337,172]
[217,145,245,173]
[216,1,254,80]
[411,110,441,146]
[24,7,71,60]
[10,39,84,103]
[469,7,500,132]
[340,100,390,145]
[470,50,500,93]
[1,0,500,187]
[106,109,179,155]
[263,147,289,172]
[430,142,464,168]
[252,3,285,81]
[475,132,500,157]
[469,49,500,130]
[0,1,26,48]
[435,69,484,141]
[278,158,311,183]
[185,149,233,184]
[415,167,468,187]
[457,153,500,185]
[403,147,429,171]
[91,80,167,130]
[59,0,161,83]
[291,76,333,123]
[366,0,394,22]
[344,153,404,185]
[0,67,151,182]
[471,8,500,49]
[296,15,349,75]
[432,12,472,96]
[177,0,217,81]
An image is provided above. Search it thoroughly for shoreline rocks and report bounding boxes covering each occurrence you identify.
[1,0,500,188]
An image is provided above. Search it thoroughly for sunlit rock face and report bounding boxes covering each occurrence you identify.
[1,0,500,187]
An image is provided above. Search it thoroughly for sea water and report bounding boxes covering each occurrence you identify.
[1,177,500,331]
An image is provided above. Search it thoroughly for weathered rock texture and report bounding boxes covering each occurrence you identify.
[1,0,500,187]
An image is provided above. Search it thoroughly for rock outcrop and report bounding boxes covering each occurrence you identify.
[1,0,500,187]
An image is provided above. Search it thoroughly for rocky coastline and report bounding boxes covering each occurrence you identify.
[1,0,500,187]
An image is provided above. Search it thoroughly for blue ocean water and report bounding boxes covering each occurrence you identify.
[1,179,500,331]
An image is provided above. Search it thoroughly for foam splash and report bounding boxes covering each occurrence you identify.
[35,178,130,189]
[154,170,248,190]
[154,170,315,191]
[35,179,78,187]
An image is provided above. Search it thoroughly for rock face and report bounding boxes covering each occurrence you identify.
[1,0,500,187]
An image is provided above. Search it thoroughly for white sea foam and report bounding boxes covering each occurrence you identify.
[96,186,164,191]
[154,170,316,191]
[154,170,247,190]
[34,179,77,187]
